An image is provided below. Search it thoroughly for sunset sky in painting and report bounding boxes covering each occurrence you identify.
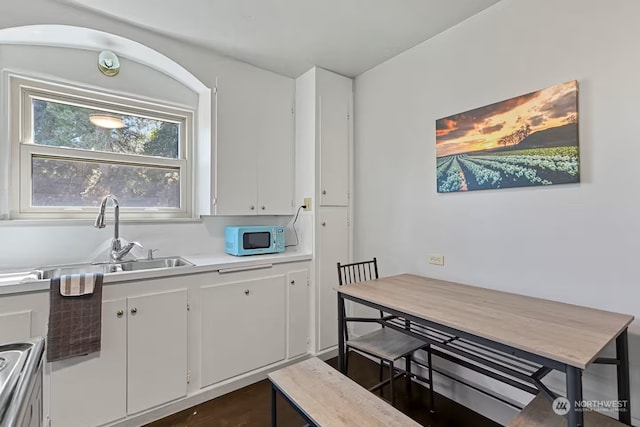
[436,81,578,157]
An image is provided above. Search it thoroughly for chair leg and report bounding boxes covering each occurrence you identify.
[427,345,435,412]
[345,348,349,375]
[405,355,412,400]
[378,360,384,396]
[388,360,395,407]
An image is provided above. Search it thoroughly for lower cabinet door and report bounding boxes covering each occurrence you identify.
[287,269,310,358]
[200,275,286,387]
[50,298,127,427]
[318,207,349,350]
[127,289,188,415]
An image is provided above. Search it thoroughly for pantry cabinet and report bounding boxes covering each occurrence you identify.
[295,67,353,353]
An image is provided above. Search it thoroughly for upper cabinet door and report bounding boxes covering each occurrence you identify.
[214,81,259,215]
[257,79,295,215]
[318,70,351,207]
[214,73,294,215]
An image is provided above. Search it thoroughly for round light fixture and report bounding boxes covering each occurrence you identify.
[89,113,125,129]
[97,50,120,77]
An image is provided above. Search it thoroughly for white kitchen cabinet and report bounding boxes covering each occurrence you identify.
[317,208,349,350]
[214,75,294,215]
[50,298,127,427]
[318,69,351,207]
[287,269,310,358]
[200,274,286,387]
[127,289,188,415]
[49,289,187,426]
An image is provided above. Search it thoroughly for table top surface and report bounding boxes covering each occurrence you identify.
[338,274,634,369]
[268,357,421,427]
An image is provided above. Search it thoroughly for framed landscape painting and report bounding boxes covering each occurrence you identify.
[436,81,579,193]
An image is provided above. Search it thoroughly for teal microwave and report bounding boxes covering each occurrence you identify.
[225,226,285,256]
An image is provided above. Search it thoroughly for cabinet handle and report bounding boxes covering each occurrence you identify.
[250,205,255,210]
[321,222,326,226]
[261,205,266,210]
[130,307,138,315]
[322,190,327,195]
[244,289,250,296]
[290,280,295,285]
[116,310,124,317]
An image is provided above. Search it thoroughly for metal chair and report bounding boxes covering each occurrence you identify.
[337,258,434,408]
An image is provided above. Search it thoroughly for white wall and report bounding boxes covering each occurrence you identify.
[0,0,299,269]
[354,0,640,423]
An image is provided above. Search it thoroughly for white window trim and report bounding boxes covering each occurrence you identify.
[9,74,195,220]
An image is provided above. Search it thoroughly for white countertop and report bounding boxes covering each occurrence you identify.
[0,249,312,295]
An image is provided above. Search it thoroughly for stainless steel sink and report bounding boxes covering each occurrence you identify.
[118,257,193,272]
[37,257,194,279]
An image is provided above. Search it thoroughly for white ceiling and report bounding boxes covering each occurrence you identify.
[59,0,500,78]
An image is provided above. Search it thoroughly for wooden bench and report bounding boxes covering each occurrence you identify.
[268,357,421,427]
[509,394,628,427]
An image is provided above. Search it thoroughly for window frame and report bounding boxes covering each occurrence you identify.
[9,75,195,221]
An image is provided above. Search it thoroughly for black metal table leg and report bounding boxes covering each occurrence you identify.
[338,294,346,373]
[271,384,277,427]
[566,365,584,427]
[616,329,632,425]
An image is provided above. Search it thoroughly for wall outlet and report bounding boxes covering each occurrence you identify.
[428,254,444,266]
[303,197,312,211]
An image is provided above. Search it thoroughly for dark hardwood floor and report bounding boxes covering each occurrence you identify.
[146,353,501,427]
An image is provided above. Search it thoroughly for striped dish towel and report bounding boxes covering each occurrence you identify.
[59,273,99,296]
[47,272,103,362]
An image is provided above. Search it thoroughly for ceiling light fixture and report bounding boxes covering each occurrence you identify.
[89,113,126,129]
[97,50,121,77]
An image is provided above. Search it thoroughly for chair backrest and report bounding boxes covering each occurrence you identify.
[337,258,380,342]
[337,257,379,286]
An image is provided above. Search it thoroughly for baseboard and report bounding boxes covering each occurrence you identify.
[108,354,311,427]
[314,345,338,361]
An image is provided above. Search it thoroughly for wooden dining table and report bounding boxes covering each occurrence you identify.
[337,273,634,427]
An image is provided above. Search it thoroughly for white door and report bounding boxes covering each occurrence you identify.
[127,289,188,415]
[317,208,349,350]
[200,275,286,387]
[257,80,294,215]
[318,70,351,207]
[50,299,127,427]
[287,269,310,358]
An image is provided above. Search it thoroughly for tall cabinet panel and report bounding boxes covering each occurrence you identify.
[318,72,351,207]
[295,66,353,354]
[317,208,349,350]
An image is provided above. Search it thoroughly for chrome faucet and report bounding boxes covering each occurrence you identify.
[94,194,142,262]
